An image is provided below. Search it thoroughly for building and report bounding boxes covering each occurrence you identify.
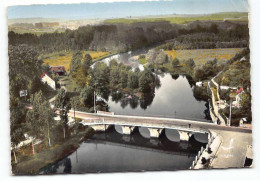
[41,72,56,90]
[232,87,244,107]
[50,66,66,76]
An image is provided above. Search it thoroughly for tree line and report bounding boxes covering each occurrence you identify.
[8,21,248,53]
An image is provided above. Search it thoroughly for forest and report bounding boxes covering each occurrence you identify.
[8,20,249,53]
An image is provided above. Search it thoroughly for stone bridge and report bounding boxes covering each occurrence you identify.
[68,110,251,142]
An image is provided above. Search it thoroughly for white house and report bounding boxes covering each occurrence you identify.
[232,87,244,107]
[41,72,56,90]
[196,82,203,87]
[220,85,237,90]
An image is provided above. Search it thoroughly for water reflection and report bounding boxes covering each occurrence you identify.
[108,73,211,122]
[41,127,207,174]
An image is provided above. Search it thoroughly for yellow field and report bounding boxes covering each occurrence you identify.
[43,51,109,71]
[165,48,244,66]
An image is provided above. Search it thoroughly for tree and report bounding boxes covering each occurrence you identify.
[71,66,87,88]
[9,45,42,101]
[184,58,195,68]
[119,70,128,88]
[109,59,118,68]
[146,49,158,65]
[139,68,154,93]
[155,51,168,65]
[54,89,71,139]
[38,101,56,147]
[194,68,204,81]
[10,104,25,163]
[25,90,55,153]
[110,66,120,87]
[25,109,41,155]
[90,62,110,95]
[240,93,251,121]
[127,72,139,89]
[70,51,82,74]
[172,58,180,67]
[80,86,94,108]
[209,23,218,34]
[82,53,92,76]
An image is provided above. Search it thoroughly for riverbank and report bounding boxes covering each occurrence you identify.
[12,127,94,175]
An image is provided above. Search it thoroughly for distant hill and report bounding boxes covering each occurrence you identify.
[104,12,248,24]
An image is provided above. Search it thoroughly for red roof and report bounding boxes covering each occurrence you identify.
[41,72,48,78]
[50,66,65,73]
[41,72,54,81]
[236,87,244,94]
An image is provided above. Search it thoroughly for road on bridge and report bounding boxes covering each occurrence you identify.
[68,110,252,134]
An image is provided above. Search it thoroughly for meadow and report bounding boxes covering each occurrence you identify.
[165,48,244,66]
[42,51,110,72]
[104,12,248,24]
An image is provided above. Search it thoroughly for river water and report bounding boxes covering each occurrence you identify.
[96,46,210,122]
[108,73,210,122]
[41,127,208,174]
[41,46,211,174]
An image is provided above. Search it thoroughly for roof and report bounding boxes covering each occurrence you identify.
[236,87,244,94]
[41,72,49,78]
[50,66,65,72]
[41,72,54,81]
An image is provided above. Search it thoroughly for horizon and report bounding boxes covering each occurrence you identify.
[8,0,248,20]
[8,11,248,21]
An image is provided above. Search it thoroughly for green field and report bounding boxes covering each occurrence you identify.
[104,12,248,24]
[41,51,111,72]
[9,29,65,36]
[165,48,244,66]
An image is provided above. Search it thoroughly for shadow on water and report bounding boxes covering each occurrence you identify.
[40,126,208,174]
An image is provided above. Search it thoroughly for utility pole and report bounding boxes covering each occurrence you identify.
[228,99,232,126]
[94,90,96,113]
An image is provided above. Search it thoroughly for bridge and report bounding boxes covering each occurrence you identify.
[68,110,252,142]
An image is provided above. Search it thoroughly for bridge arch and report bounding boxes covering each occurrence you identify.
[190,133,209,144]
[165,129,181,142]
[138,127,151,139]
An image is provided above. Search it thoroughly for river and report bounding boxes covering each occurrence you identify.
[107,73,210,122]
[42,46,211,174]
[96,46,210,122]
[41,127,208,174]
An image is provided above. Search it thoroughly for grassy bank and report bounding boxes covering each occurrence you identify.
[12,127,94,175]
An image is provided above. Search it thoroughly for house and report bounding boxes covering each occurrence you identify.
[220,85,237,90]
[41,72,56,90]
[196,82,203,87]
[50,66,66,76]
[232,87,244,107]
[236,87,244,102]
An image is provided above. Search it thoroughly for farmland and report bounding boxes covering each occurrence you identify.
[165,48,244,66]
[42,51,110,72]
[104,12,248,24]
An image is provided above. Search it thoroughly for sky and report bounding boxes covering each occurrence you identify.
[8,0,248,19]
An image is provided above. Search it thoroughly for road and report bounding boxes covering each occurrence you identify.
[68,110,252,134]
[211,130,252,168]
[67,110,253,168]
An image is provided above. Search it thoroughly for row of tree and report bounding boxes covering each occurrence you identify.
[9,21,248,53]
[12,88,74,163]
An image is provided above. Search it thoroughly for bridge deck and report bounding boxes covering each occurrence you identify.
[68,110,252,134]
